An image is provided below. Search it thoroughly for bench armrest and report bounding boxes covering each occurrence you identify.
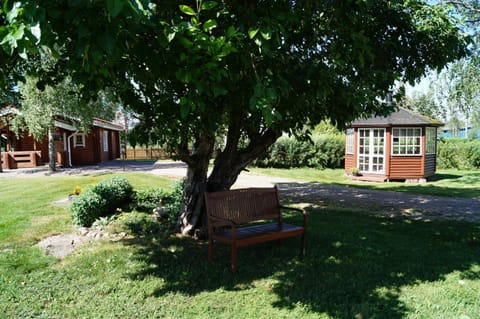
[279,205,307,228]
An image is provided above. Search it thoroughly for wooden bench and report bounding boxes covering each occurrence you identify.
[204,186,307,273]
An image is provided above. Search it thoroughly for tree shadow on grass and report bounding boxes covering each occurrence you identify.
[122,208,480,319]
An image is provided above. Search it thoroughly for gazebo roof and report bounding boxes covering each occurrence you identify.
[350,107,443,127]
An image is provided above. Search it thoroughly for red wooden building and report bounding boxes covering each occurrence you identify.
[1,107,124,169]
[344,108,442,182]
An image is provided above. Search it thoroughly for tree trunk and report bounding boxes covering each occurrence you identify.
[48,128,56,172]
[175,128,280,236]
[207,128,281,191]
[175,134,214,236]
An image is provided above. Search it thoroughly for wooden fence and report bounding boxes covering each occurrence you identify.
[125,148,170,160]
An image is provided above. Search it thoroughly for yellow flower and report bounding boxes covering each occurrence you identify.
[73,186,83,195]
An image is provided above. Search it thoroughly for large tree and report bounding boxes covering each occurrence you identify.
[1,1,468,234]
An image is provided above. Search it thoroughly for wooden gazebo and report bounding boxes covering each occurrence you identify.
[344,108,442,182]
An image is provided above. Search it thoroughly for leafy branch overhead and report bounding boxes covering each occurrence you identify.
[0,1,470,234]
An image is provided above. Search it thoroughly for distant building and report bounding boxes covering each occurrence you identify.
[441,126,480,139]
[1,106,124,169]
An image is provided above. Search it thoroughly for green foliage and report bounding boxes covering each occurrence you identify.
[71,176,133,227]
[112,211,165,237]
[92,176,134,213]
[71,189,107,227]
[134,188,167,212]
[437,138,480,169]
[253,134,345,169]
[134,178,183,216]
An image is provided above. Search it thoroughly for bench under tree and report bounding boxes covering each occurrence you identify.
[204,186,307,273]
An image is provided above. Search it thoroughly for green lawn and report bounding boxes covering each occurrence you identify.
[1,171,479,318]
[249,167,480,198]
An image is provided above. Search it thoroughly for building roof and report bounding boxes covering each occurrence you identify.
[350,107,443,127]
[1,106,124,132]
[0,105,21,117]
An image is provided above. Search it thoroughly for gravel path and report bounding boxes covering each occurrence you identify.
[2,160,479,223]
[276,183,480,223]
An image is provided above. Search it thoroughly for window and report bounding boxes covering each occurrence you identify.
[74,133,85,147]
[392,128,421,155]
[426,127,436,155]
[346,128,354,154]
[103,131,109,152]
[358,128,385,173]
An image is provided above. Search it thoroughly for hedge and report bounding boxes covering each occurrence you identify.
[252,133,345,169]
[437,138,480,169]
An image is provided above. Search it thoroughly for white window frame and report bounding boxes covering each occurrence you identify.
[425,127,437,155]
[357,128,385,173]
[346,128,354,154]
[103,131,109,152]
[391,127,422,156]
[74,133,85,148]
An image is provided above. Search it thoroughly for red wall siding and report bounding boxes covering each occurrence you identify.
[389,156,423,179]
[71,133,96,165]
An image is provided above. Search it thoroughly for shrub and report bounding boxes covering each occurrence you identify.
[134,188,167,212]
[437,138,480,169]
[71,189,107,227]
[252,133,345,169]
[92,176,134,214]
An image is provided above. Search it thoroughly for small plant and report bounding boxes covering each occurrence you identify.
[351,167,360,176]
[72,186,83,195]
[92,215,117,229]
[113,212,165,237]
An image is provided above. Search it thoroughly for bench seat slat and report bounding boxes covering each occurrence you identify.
[212,222,304,246]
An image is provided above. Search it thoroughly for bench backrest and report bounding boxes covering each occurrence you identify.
[204,187,281,224]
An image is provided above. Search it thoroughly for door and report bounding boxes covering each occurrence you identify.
[357,128,385,174]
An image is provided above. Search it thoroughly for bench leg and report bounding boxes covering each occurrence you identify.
[208,238,214,262]
[231,245,237,273]
[300,233,306,256]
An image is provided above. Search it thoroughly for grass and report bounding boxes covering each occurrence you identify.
[0,170,479,318]
[249,167,480,198]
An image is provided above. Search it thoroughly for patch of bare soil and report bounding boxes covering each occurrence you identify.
[36,233,90,258]
[36,228,128,259]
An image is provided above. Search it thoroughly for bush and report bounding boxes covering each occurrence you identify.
[133,179,184,229]
[437,138,480,169]
[252,133,345,169]
[134,188,167,212]
[71,189,107,227]
[92,176,134,214]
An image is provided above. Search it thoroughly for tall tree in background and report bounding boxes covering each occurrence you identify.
[408,1,480,137]
[12,76,119,171]
[1,1,468,234]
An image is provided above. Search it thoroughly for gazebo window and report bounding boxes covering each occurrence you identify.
[346,128,354,154]
[392,128,421,155]
[426,127,437,155]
